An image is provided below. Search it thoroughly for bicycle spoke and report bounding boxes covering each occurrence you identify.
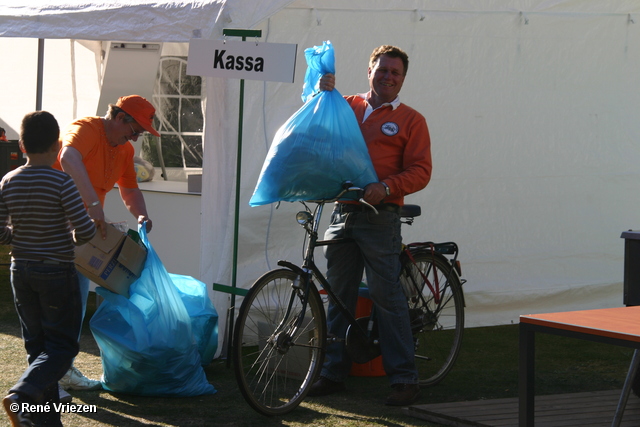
[233,269,326,416]
[400,251,464,386]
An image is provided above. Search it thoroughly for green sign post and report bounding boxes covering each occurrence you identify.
[222,28,262,363]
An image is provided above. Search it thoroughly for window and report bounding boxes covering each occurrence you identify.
[142,56,204,180]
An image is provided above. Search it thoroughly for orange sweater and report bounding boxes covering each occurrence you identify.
[346,95,432,206]
[53,117,138,204]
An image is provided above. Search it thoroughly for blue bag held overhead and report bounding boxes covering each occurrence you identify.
[249,40,378,206]
[90,224,217,397]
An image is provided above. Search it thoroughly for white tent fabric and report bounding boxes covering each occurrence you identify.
[3,0,640,358]
[0,0,292,42]
[205,0,640,342]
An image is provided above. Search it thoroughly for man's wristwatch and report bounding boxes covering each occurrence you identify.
[381,181,390,196]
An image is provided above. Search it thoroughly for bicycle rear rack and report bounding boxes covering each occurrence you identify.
[407,241,458,256]
[405,241,463,278]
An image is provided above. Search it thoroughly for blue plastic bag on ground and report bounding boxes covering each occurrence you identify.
[170,273,218,366]
[90,225,216,397]
[249,41,378,206]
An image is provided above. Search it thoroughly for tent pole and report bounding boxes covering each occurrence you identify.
[222,29,262,366]
[226,75,244,367]
[36,39,45,110]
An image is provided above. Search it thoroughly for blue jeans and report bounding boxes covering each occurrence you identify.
[321,207,418,385]
[9,261,82,426]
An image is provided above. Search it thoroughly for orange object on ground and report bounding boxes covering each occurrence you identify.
[349,292,386,377]
[319,285,386,377]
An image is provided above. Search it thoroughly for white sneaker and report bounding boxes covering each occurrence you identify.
[59,366,102,391]
[58,384,72,404]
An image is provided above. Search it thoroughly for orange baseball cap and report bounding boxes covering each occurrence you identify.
[116,95,160,137]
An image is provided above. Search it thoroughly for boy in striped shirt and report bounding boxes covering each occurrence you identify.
[0,111,96,427]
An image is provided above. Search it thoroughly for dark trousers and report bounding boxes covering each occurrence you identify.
[9,261,82,426]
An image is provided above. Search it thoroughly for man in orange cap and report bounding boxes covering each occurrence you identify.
[56,94,157,237]
[53,94,158,397]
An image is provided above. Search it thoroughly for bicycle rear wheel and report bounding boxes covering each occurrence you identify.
[399,250,465,386]
[233,269,326,416]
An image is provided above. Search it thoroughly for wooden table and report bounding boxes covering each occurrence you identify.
[519,306,640,426]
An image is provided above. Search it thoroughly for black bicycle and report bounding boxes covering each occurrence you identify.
[232,183,466,416]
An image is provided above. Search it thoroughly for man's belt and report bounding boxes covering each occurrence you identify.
[335,202,400,214]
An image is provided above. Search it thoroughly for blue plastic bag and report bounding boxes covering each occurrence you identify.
[170,273,219,366]
[89,225,216,397]
[249,41,378,206]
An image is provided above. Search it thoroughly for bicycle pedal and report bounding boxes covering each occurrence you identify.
[326,333,344,343]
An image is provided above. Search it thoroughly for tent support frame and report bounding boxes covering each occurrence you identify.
[220,28,263,366]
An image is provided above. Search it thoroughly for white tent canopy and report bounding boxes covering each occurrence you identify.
[2,1,640,357]
[0,0,292,42]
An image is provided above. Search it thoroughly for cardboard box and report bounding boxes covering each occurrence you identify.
[75,223,147,297]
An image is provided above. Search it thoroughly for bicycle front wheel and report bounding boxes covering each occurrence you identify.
[400,250,465,386]
[233,269,326,416]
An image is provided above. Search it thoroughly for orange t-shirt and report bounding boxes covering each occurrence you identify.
[346,95,432,206]
[52,117,138,204]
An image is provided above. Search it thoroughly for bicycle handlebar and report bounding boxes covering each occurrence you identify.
[340,182,378,214]
[303,181,379,214]
[357,198,378,215]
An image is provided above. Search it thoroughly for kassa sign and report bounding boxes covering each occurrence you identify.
[187,39,297,83]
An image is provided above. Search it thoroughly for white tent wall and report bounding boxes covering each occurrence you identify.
[206,0,640,347]
[0,38,102,138]
[1,1,640,358]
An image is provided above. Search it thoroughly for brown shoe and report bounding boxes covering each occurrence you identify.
[3,393,33,427]
[385,383,420,406]
[307,377,346,397]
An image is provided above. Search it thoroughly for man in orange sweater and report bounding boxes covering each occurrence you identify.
[53,95,157,396]
[308,45,432,406]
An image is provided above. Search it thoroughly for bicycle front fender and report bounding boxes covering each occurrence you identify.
[277,260,305,277]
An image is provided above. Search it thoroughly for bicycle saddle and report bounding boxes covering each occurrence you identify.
[400,204,421,218]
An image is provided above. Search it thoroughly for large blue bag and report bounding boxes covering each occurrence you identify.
[170,273,218,366]
[90,225,217,397]
[249,41,378,206]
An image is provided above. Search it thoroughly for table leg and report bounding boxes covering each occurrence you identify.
[519,323,535,426]
[612,349,640,427]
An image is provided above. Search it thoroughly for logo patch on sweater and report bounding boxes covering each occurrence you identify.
[381,122,399,136]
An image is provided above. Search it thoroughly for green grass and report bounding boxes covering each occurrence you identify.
[0,245,634,426]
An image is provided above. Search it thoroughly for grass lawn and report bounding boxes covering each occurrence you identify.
[0,246,635,426]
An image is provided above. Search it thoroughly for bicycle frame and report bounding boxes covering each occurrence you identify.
[277,199,371,345]
[276,192,465,352]
[233,183,466,415]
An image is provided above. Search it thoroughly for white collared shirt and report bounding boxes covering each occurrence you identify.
[357,92,401,123]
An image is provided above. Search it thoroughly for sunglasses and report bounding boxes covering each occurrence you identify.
[129,123,146,138]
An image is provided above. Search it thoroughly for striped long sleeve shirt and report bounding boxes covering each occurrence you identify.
[0,165,96,263]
